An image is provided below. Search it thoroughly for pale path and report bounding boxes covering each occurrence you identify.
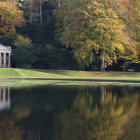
[14,69,27,77]
[30,70,68,77]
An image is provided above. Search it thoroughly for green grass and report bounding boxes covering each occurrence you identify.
[34,69,140,79]
[0,68,64,78]
[0,68,140,82]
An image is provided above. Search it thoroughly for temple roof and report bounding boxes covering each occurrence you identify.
[0,44,11,52]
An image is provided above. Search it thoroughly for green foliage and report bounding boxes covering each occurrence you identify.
[12,36,34,67]
[16,0,24,7]
[11,43,81,69]
[31,45,81,69]
[12,47,34,68]
[45,46,81,69]
[13,35,33,48]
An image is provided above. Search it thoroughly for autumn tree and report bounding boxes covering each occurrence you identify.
[13,35,33,48]
[57,0,137,71]
[114,0,140,66]
[12,35,34,68]
[131,0,140,59]
[0,0,25,38]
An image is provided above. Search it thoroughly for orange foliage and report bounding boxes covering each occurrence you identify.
[0,1,25,38]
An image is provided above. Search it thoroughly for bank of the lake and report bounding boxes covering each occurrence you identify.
[0,68,140,83]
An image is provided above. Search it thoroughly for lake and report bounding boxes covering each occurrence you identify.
[0,84,140,140]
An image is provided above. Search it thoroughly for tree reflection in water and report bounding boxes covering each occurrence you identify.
[0,114,24,140]
[0,87,23,140]
[55,86,137,140]
[0,85,139,140]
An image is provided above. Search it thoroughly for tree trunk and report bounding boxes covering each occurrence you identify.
[101,86,105,103]
[101,54,105,71]
[29,12,33,24]
[13,0,16,6]
[58,0,61,7]
[40,0,43,25]
[29,1,33,24]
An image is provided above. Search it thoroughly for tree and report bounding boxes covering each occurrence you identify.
[112,0,140,67]
[57,0,137,71]
[12,35,34,68]
[13,35,33,48]
[13,0,24,7]
[0,0,25,38]
[131,0,140,59]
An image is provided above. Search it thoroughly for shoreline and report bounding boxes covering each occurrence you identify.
[0,78,140,83]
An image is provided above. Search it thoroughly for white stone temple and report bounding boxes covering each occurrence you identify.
[0,87,10,111]
[0,44,12,68]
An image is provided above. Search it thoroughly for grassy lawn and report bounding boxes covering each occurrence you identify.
[34,69,140,80]
[0,68,140,82]
[0,68,64,78]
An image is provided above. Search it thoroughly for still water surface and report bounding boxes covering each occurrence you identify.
[0,84,140,140]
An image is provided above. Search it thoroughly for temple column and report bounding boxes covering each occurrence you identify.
[3,88,5,102]
[8,53,11,68]
[0,88,1,101]
[0,52,1,68]
[4,53,6,68]
[8,87,10,101]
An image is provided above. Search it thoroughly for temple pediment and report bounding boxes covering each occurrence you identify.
[0,44,11,52]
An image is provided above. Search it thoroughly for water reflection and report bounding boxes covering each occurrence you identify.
[55,87,137,140]
[0,87,10,111]
[0,85,139,140]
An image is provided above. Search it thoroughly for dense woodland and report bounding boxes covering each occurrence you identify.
[0,0,140,71]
